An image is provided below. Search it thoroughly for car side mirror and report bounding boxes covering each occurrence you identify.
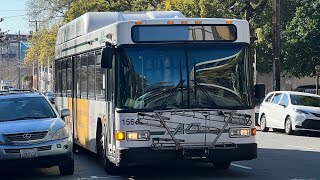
[60,109,71,119]
[254,83,266,100]
[101,47,114,69]
[279,102,287,108]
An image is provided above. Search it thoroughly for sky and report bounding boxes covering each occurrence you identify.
[0,0,31,35]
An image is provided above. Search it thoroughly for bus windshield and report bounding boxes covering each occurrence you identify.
[116,44,252,111]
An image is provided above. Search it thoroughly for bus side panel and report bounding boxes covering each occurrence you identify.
[68,97,73,138]
[88,100,107,153]
[76,98,90,148]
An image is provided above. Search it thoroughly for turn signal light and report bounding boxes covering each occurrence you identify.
[195,20,202,24]
[135,21,142,25]
[115,131,125,141]
[251,128,257,136]
[181,20,188,24]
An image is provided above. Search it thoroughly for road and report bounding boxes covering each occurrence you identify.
[2,131,320,180]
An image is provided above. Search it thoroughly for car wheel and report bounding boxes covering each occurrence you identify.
[213,162,231,169]
[59,156,74,175]
[285,116,294,135]
[260,115,269,132]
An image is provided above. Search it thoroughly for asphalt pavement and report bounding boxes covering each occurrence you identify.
[2,130,320,180]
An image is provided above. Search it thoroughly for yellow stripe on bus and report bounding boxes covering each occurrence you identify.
[76,98,89,148]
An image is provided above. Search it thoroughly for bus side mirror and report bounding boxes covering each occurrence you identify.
[254,83,266,100]
[101,47,114,69]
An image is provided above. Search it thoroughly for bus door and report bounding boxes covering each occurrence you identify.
[73,55,81,144]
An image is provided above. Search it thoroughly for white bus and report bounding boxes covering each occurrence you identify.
[55,11,259,173]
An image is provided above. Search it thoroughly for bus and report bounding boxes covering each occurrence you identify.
[55,11,260,173]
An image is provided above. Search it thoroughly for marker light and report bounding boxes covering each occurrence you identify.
[135,21,142,25]
[195,20,202,24]
[167,20,174,24]
[181,20,188,24]
[226,19,233,24]
[115,131,125,141]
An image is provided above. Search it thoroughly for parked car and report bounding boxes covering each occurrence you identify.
[294,85,319,94]
[0,91,73,175]
[258,91,320,135]
[43,91,55,104]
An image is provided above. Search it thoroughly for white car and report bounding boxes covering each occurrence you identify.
[258,91,320,135]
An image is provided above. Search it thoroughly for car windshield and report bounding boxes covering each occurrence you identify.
[290,94,320,107]
[0,97,57,121]
[116,44,253,111]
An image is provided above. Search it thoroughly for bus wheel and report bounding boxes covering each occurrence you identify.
[73,143,81,154]
[213,162,231,169]
[96,122,121,174]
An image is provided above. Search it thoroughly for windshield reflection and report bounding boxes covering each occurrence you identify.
[290,95,320,107]
[116,44,252,111]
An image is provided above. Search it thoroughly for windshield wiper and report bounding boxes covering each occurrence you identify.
[158,59,186,110]
[158,79,185,110]
[192,61,218,108]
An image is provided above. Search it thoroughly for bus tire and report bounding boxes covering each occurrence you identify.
[73,143,81,154]
[96,121,121,174]
[213,162,231,169]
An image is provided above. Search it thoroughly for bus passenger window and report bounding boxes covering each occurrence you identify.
[88,53,95,99]
[81,54,88,99]
[96,54,106,100]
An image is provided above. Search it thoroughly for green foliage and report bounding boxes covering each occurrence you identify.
[26,0,320,78]
[283,1,320,77]
[25,25,58,66]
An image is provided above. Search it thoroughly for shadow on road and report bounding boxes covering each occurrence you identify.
[1,147,320,180]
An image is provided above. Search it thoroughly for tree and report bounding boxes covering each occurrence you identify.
[26,0,72,24]
[64,0,163,22]
[25,25,58,66]
[283,1,320,77]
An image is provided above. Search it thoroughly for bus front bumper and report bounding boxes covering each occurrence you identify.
[119,143,257,165]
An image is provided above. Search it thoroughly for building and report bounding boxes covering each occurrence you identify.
[0,33,31,61]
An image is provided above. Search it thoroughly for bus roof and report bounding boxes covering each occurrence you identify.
[55,11,250,59]
[56,11,185,45]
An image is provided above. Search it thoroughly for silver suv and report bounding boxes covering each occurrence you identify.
[0,91,74,175]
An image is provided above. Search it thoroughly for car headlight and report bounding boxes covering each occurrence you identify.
[293,108,309,115]
[52,127,69,140]
[126,131,150,141]
[229,128,251,138]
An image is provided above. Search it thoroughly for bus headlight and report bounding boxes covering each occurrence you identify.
[127,131,150,141]
[229,128,250,138]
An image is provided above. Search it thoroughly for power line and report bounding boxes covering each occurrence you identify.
[0,10,26,12]
[1,15,26,18]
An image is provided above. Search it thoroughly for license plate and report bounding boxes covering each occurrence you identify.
[20,148,38,159]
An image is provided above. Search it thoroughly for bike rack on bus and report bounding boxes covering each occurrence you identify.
[137,109,252,153]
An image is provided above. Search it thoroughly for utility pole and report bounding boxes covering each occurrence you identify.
[29,20,40,91]
[18,31,21,89]
[272,0,281,91]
